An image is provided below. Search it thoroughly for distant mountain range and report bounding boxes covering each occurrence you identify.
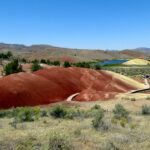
[0,43,149,61]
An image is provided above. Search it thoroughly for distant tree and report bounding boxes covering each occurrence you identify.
[73,62,90,68]
[6,51,13,58]
[46,59,51,65]
[0,51,13,59]
[40,59,46,64]
[63,61,71,68]
[4,59,23,75]
[31,59,39,63]
[21,58,27,63]
[53,61,60,66]
[30,61,43,72]
[94,65,101,70]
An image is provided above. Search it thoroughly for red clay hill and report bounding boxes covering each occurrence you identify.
[0,67,144,109]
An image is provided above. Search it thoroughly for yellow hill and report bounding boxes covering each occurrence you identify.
[106,70,146,89]
[123,59,150,65]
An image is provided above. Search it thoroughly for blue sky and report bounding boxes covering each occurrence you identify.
[0,0,150,50]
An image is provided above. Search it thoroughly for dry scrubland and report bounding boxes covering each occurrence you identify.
[1,95,150,150]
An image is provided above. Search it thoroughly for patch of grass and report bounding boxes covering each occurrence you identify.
[48,132,72,150]
[16,136,41,150]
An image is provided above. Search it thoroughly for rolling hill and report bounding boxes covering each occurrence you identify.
[0,43,148,62]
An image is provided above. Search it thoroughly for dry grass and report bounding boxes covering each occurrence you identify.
[1,97,150,150]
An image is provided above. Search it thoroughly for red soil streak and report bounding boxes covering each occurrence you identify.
[22,64,32,72]
[73,89,117,101]
[0,67,139,109]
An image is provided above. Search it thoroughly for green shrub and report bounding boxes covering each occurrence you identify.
[142,105,150,115]
[120,118,128,127]
[30,61,43,72]
[94,65,101,70]
[51,61,60,66]
[0,110,7,118]
[63,61,71,68]
[46,59,51,65]
[48,132,72,150]
[92,111,104,130]
[39,109,48,117]
[0,51,12,59]
[4,59,23,75]
[14,107,40,122]
[40,59,46,64]
[50,106,67,118]
[91,104,101,110]
[113,104,129,119]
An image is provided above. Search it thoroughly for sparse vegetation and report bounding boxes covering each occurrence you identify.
[30,61,43,72]
[63,61,71,68]
[131,98,136,101]
[48,132,72,150]
[0,103,150,149]
[0,51,12,59]
[113,104,129,119]
[4,59,23,75]
[142,105,150,115]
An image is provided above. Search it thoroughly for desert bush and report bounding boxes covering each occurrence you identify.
[4,59,23,75]
[14,107,40,122]
[0,51,12,59]
[120,118,128,127]
[91,104,101,110]
[50,106,74,119]
[39,109,48,117]
[51,61,60,66]
[146,97,150,100]
[20,58,27,63]
[113,104,129,119]
[63,61,71,68]
[48,132,72,150]
[0,108,19,118]
[0,110,7,118]
[142,105,150,115]
[40,59,46,64]
[93,65,101,70]
[50,106,67,118]
[30,61,43,72]
[91,110,109,130]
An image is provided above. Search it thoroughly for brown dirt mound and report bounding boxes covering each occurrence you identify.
[0,67,142,109]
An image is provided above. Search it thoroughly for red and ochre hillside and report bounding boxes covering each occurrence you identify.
[0,67,146,109]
